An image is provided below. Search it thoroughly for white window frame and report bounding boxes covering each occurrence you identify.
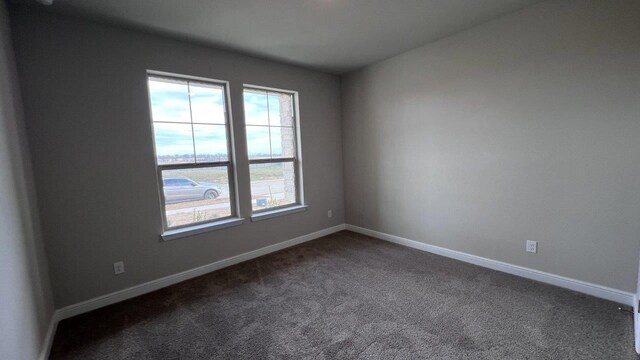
[243,84,306,221]
[146,70,242,239]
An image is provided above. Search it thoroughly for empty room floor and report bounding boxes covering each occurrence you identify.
[50,231,637,359]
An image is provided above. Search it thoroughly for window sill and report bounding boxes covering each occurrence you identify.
[161,217,245,241]
[250,205,308,222]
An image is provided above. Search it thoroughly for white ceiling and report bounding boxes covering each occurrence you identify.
[17,0,542,74]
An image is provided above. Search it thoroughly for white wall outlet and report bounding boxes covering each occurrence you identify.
[526,240,538,254]
[113,261,125,275]
[327,209,333,218]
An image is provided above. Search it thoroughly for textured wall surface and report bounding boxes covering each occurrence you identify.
[11,9,344,307]
[0,2,54,359]
[342,0,640,292]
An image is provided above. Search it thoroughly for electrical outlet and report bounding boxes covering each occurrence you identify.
[526,240,537,254]
[327,209,333,218]
[113,261,125,275]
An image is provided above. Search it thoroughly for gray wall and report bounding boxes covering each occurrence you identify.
[10,9,344,308]
[342,0,640,292]
[0,2,55,359]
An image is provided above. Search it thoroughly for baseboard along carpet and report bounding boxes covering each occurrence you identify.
[50,231,637,359]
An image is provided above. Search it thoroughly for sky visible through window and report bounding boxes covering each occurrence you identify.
[149,78,279,164]
[149,78,229,163]
[244,89,295,160]
[244,90,288,158]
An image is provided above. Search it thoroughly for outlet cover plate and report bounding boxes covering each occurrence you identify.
[113,261,125,275]
[526,240,537,254]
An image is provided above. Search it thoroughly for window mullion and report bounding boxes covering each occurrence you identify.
[159,161,230,171]
[248,158,294,165]
[186,81,198,163]
[266,90,273,158]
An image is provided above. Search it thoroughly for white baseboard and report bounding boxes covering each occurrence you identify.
[38,311,60,360]
[346,224,634,306]
[55,224,346,321]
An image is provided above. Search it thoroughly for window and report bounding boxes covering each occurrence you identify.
[147,74,236,230]
[243,87,302,213]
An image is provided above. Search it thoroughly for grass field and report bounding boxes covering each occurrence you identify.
[163,164,286,184]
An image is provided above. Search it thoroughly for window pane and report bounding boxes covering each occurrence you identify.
[190,83,226,124]
[153,123,195,165]
[246,126,271,159]
[267,93,281,126]
[270,127,296,158]
[193,124,228,162]
[270,127,282,157]
[250,162,296,211]
[162,167,232,228]
[148,78,191,123]
[243,90,269,126]
[268,92,294,127]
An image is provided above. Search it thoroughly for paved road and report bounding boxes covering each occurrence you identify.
[251,180,285,199]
